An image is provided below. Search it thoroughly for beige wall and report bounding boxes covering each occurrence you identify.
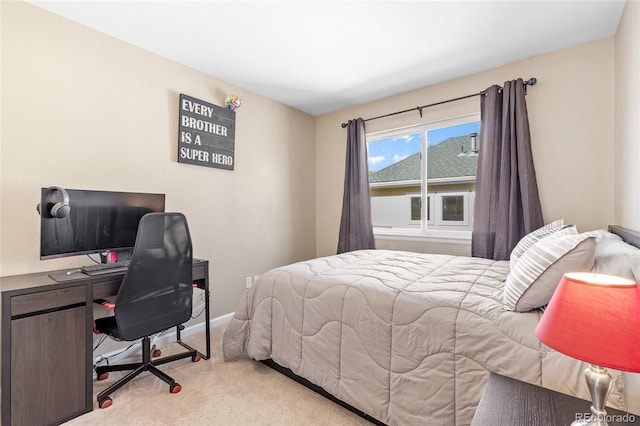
[0,2,317,319]
[316,39,615,257]
[614,0,640,230]
[2,1,635,315]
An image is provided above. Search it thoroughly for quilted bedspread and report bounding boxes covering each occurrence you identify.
[223,250,633,425]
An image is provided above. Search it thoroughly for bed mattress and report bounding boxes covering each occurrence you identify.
[223,249,631,425]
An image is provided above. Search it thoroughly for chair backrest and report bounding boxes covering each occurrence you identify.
[114,212,193,341]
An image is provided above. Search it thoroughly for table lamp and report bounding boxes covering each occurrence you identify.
[535,272,640,426]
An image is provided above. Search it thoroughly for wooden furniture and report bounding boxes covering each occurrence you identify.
[1,259,209,426]
[471,373,639,426]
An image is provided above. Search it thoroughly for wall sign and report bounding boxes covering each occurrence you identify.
[178,93,235,170]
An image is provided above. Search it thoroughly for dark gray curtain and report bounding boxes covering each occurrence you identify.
[471,79,543,260]
[337,118,375,254]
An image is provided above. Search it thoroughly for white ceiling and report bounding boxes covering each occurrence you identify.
[28,1,626,116]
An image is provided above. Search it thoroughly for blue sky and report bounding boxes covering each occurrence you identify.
[367,121,480,172]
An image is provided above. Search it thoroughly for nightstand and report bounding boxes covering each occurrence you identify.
[471,373,639,426]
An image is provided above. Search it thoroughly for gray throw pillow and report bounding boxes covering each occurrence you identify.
[504,233,596,312]
[509,220,569,269]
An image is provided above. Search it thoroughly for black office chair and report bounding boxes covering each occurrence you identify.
[93,212,199,409]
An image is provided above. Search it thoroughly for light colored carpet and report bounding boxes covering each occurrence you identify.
[64,325,370,426]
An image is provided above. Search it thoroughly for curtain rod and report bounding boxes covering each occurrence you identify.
[340,77,537,128]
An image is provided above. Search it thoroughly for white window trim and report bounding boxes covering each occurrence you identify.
[374,228,471,244]
[370,179,421,189]
[367,113,480,140]
[428,176,475,185]
[368,113,480,241]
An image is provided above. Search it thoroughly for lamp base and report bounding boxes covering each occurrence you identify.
[570,364,612,426]
[571,416,607,426]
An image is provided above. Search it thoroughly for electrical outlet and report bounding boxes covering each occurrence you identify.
[245,277,253,289]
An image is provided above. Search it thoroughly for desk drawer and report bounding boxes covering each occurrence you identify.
[11,285,86,317]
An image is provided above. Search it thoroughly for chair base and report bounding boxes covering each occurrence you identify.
[96,336,199,407]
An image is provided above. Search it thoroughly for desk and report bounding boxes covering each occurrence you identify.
[1,259,209,426]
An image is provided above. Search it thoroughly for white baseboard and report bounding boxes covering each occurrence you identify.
[154,311,234,347]
[93,312,234,367]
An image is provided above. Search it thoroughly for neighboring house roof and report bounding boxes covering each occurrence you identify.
[369,152,420,183]
[369,135,477,183]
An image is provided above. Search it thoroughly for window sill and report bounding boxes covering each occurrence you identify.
[373,229,471,245]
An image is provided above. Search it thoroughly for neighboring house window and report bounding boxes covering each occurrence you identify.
[435,192,470,226]
[410,196,421,221]
[409,194,434,224]
[368,115,480,235]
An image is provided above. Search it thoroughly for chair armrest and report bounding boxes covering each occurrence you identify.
[93,298,115,309]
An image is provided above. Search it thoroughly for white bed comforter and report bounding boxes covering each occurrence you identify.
[223,250,632,425]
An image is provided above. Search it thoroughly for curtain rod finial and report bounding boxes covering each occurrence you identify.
[341,122,348,128]
[526,77,537,86]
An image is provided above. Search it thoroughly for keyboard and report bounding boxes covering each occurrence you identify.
[81,259,131,276]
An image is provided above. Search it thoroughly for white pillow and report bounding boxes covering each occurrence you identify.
[503,231,597,312]
[509,220,571,269]
[593,236,640,282]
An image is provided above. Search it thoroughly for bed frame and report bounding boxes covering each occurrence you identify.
[261,359,386,425]
[608,225,640,249]
[261,225,640,426]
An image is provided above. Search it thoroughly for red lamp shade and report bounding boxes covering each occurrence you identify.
[535,272,640,373]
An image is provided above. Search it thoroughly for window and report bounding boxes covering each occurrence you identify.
[410,196,421,221]
[368,115,480,235]
[442,195,464,221]
[435,192,470,226]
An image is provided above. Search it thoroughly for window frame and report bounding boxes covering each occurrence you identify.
[367,113,479,240]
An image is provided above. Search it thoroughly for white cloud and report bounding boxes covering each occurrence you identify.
[394,154,409,162]
[369,155,385,165]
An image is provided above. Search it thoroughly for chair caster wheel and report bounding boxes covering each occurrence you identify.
[98,397,112,409]
[97,372,109,381]
[153,349,162,357]
[192,355,201,362]
[170,383,182,394]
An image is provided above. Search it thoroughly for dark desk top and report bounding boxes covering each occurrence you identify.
[0,258,208,295]
[471,373,639,426]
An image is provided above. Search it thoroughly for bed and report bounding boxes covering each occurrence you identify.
[223,224,640,425]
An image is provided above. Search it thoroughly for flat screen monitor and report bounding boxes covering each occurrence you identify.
[39,187,165,260]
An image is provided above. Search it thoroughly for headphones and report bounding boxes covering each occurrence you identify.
[48,186,71,218]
